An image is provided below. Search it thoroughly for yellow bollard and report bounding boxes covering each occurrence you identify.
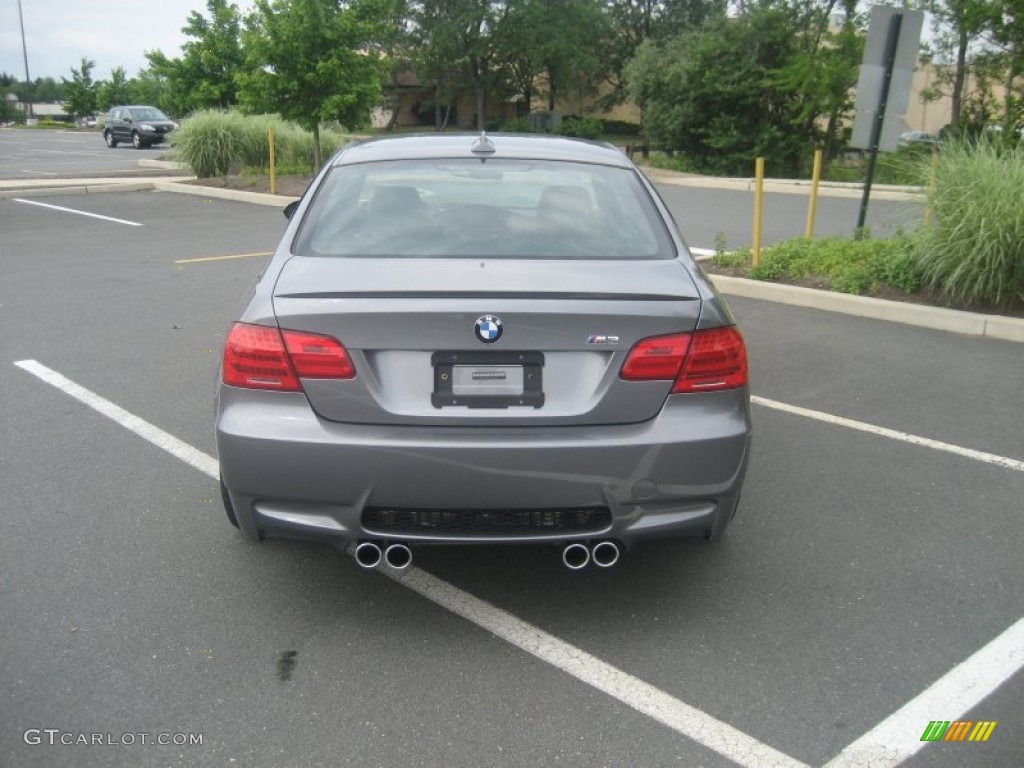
[805,148,822,239]
[752,157,764,267]
[269,127,277,196]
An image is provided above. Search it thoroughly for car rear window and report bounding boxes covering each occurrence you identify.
[292,159,675,260]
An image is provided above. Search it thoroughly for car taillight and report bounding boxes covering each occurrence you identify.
[672,326,747,393]
[620,333,691,381]
[222,323,354,391]
[620,327,747,393]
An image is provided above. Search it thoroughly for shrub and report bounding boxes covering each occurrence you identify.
[600,119,642,137]
[916,139,1024,308]
[556,116,603,140]
[170,110,253,177]
[172,110,354,177]
[499,117,534,133]
[748,234,922,294]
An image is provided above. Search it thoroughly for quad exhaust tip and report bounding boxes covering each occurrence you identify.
[591,540,620,568]
[354,541,383,569]
[562,543,591,570]
[384,543,413,570]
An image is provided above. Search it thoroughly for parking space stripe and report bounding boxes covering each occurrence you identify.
[384,565,811,768]
[752,396,1024,472]
[14,358,810,768]
[175,251,273,264]
[12,198,143,226]
[13,360,217,478]
[824,616,1024,767]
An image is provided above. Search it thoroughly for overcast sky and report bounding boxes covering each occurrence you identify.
[1,0,254,82]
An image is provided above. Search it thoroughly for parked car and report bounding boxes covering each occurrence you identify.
[216,134,752,571]
[102,105,177,148]
[897,131,939,148]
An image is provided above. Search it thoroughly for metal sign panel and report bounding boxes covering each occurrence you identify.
[862,6,924,72]
[849,7,924,151]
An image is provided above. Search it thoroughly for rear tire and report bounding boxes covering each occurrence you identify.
[220,478,240,528]
[104,131,117,148]
[131,132,144,149]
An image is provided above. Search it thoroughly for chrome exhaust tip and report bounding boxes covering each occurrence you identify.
[383,543,413,570]
[354,541,383,569]
[562,542,590,570]
[591,541,620,568]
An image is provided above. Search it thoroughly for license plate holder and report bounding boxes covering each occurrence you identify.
[432,351,544,409]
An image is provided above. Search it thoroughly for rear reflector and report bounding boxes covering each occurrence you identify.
[222,323,354,391]
[621,327,747,393]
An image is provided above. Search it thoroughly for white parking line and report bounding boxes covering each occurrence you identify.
[12,198,143,227]
[752,396,1024,472]
[13,360,216,477]
[14,358,1024,768]
[14,357,808,768]
[824,616,1024,767]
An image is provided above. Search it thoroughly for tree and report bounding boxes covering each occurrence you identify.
[627,5,857,176]
[180,0,246,108]
[921,0,999,129]
[144,0,245,115]
[495,0,609,112]
[603,0,727,103]
[62,58,97,120]
[239,0,389,167]
[96,67,132,110]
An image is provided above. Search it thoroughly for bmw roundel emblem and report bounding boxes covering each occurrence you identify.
[475,315,503,343]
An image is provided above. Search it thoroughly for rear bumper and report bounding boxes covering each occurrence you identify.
[216,387,751,547]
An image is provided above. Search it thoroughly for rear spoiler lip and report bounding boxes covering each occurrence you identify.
[274,291,700,302]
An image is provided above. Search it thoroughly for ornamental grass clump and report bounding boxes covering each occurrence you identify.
[918,139,1024,309]
[169,110,253,178]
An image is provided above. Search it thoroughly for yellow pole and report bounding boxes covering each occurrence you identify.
[752,157,764,267]
[269,127,277,196]
[805,148,823,239]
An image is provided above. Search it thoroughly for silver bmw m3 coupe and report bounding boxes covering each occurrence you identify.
[216,133,751,570]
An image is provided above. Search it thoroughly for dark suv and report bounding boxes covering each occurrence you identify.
[103,106,177,149]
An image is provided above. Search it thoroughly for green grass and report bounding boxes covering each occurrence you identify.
[717,234,923,295]
[823,146,931,186]
[917,139,1024,308]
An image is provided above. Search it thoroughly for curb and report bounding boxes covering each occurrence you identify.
[0,181,164,199]
[155,181,298,208]
[710,275,1024,343]
[641,168,924,201]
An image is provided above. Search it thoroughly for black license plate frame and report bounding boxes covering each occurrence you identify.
[431,351,545,409]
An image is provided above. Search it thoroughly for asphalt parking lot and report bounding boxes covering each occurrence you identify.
[1,189,1021,768]
[0,130,170,180]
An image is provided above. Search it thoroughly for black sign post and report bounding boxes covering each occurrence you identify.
[857,12,903,232]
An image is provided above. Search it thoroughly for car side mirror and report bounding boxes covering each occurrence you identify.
[283,200,300,220]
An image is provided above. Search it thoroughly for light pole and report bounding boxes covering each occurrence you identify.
[17,0,34,119]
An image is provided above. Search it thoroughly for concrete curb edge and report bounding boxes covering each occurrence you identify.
[710,275,1024,343]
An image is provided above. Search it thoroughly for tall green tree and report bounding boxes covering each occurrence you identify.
[603,0,727,103]
[62,58,97,120]
[627,4,857,176]
[495,0,609,112]
[239,0,389,167]
[146,0,245,114]
[96,67,132,110]
[921,0,1000,129]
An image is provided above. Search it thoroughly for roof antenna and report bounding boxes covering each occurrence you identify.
[471,132,496,155]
